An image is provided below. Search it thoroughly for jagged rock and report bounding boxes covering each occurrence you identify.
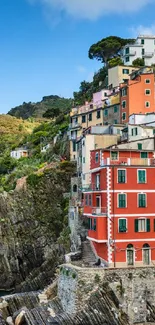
[15,311,26,325]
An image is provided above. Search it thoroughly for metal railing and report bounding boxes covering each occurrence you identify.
[69,123,81,129]
[82,184,100,191]
[99,157,154,167]
[142,52,154,57]
[92,207,107,215]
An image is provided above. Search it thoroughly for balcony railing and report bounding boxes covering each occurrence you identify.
[82,184,100,191]
[92,207,107,215]
[99,157,155,167]
[69,123,81,129]
[124,51,136,56]
[142,52,154,57]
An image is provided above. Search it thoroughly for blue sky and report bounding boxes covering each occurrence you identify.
[0,0,155,113]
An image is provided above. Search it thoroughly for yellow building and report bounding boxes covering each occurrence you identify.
[108,65,139,88]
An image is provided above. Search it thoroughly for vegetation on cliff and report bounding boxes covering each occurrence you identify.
[8,95,73,119]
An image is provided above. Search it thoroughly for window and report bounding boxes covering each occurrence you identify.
[83,157,85,163]
[122,68,129,74]
[153,129,155,135]
[131,128,138,136]
[138,170,146,183]
[140,152,148,158]
[83,174,85,180]
[127,244,134,266]
[118,194,126,208]
[125,47,129,54]
[73,184,77,193]
[97,110,101,119]
[142,48,145,55]
[138,194,146,207]
[122,88,127,96]
[119,219,127,233]
[82,115,86,123]
[117,129,120,135]
[122,112,126,121]
[95,152,99,163]
[104,109,108,116]
[85,195,88,206]
[122,100,126,108]
[114,106,118,113]
[93,218,97,231]
[135,218,150,232]
[125,57,129,63]
[89,113,92,121]
[89,194,92,206]
[89,218,92,230]
[73,141,76,152]
[145,89,151,95]
[138,143,142,150]
[145,79,150,84]
[114,120,118,124]
[96,196,101,208]
[141,39,144,44]
[143,244,150,265]
[145,101,150,108]
[111,151,118,160]
[118,170,126,183]
[95,174,100,190]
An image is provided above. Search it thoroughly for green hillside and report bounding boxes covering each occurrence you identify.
[8,95,73,119]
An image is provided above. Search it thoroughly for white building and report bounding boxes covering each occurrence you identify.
[129,113,155,126]
[11,148,28,159]
[121,35,155,66]
[121,124,155,142]
[41,143,51,153]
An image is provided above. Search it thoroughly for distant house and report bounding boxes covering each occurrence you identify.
[41,143,51,153]
[10,147,28,159]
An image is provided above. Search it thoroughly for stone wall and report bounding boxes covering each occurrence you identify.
[58,264,155,324]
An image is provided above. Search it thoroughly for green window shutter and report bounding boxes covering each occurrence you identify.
[131,129,134,136]
[119,194,126,207]
[135,219,138,232]
[146,219,150,232]
[119,219,126,232]
[138,143,142,150]
[138,170,146,183]
[138,194,146,207]
[141,152,148,158]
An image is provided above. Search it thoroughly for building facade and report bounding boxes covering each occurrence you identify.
[108,65,138,88]
[121,35,155,66]
[120,68,155,123]
[83,147,155,267]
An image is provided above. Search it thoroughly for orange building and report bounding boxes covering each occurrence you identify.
[120,69,155,123]
[83,148,155,267]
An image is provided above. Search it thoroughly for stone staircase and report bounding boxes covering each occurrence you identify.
[81,240,97,266]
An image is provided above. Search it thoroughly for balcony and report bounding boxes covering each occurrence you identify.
[69,123,81,130]
[92,207,107,215]
[82,183,100,192]
[142,52,154,58]
[100,157,155,167]
[124,51,136,56]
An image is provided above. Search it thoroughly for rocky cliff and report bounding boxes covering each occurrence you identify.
[0,162,75,292]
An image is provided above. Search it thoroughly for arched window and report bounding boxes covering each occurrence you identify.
[73,184,77,193]
[143,243,150,265]
[127,244,134,266]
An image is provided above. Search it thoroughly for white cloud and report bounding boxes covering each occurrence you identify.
[28,0,153,20]
[76,65,87,73]
[130,24,155,37]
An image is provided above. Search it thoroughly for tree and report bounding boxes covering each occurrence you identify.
[108,57,124,68]
[88,36,135,66]
[132,57,145,67]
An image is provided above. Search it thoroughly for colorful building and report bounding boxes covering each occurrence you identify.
[120,67,155,123]
[83,146,155,267]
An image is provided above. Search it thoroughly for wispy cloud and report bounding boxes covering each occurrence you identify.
[28,0,153,20]
[130,24,155,37]
[76,65,87,73]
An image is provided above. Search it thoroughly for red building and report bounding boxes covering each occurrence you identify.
[83,148,155,267]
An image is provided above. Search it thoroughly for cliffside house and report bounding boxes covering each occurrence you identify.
[83,143,155,267]
[10,147,28,159]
